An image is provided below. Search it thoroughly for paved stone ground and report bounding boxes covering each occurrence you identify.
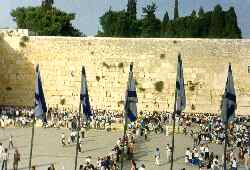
[133,132,247,170]
[0,127,123,170]
[0,127,248,170]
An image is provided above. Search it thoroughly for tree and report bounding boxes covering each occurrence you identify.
[161,10,169,36]
[224,7,241,38]
[127,0,137,20]
[174,0,179,20]
[140,3,161,37]
[41,0,54,9]
[11,1,82,36]
[198,7,205,17]
[209,4,225,38]
[191,10,197,18]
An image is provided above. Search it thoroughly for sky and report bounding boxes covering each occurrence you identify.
[0,0,249,38]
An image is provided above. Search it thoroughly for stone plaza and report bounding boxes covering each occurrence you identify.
[0,127,247,170]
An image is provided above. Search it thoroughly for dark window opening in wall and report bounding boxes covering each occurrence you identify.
[248,66,250,73]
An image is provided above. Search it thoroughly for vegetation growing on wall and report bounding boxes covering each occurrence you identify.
[60,98,66,105]
[102,62,110,69]
[96,76,100,81]
[154,81,164,92]
[19,41,26,47]
[118,62,124,68]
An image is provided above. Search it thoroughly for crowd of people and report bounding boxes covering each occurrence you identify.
[181,113,250,169]
[1,105,250,169]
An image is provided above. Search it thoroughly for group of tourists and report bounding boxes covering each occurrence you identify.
[1,105,250,169]
[0,106,123,129]
[0,137,20,170]
[182,113,250,169]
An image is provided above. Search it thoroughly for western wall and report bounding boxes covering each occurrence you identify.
[1,29,250,115]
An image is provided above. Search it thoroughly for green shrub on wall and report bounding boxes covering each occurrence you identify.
[118,62,124,68]
[154,81,164,92]
[96,76,100,81]
[102,62,110,69]
[19,41,26,47]
[160,53,165,59]
[60,98,66,105]
[21,36,29,42]
[139,87,146,92]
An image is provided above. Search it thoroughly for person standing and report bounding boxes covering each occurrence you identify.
[1,148,8,170]
[165,124,169,137]
[144,128,148,140]
[61,132,66,147]
[244,151,249,170]
[13,148,20,170]
[0,143,3,168]
[166,144,171,163]
[154,148,160,166]
[130,160,136,170]
[231,157,238,170]
[8,135,13,149]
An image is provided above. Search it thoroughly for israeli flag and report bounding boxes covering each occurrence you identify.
[34,64,47,120]
[175,54,186,114]
[125,63,138,122]
[221,63,236,123]
[80,66,92,119]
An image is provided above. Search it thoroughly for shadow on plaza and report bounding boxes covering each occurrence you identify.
[0,35,35,106]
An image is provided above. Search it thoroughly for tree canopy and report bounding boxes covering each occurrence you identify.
[97,1,241,38]
[11,0,82,36]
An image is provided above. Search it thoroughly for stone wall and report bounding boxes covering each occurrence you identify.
[1,35,250,115]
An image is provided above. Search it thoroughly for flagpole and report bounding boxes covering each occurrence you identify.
[74,102,81,170]
[170,88,178,170]
[223,120,228,170]
[28,116,35,170]
[120,110,128,170]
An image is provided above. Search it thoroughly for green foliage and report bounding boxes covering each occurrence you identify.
[11,1,82,36]
[154,81,164,92]
[19,41,26,47]
[139,87,146,92]
[174,0,179,20]
[209,5,225,38]
[118,62,124,68]
[97,2,241,39]
[127,0,137,20]
[60,98,66,105]
[96,76,100,81]
[102,62,110,69]
[160,53,165,59]
[141,3,161,37]
[117,100,124,106]
[21,36,29,42]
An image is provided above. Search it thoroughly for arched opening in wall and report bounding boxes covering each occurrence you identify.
[0,35,35,107]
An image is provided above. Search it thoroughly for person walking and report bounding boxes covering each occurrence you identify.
[154,147,160,166]
[1,148,8,170]
[13,148,20,170]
